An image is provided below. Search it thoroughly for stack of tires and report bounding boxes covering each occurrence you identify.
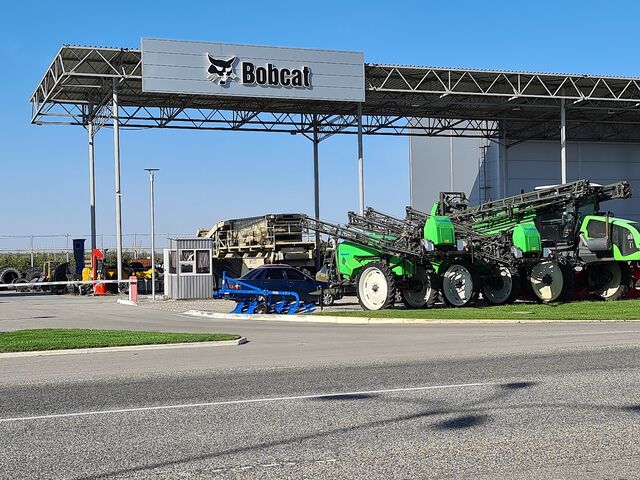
[0,267,22,290]
[0,266,45,291]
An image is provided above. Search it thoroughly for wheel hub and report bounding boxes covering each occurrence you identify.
[530,261,564,303]
[358,267,391,310]
[443,264,475,307]
[588,262,624,299]
[483,267,514,305]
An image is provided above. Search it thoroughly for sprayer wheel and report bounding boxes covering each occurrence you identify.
[529,261,574,303]
[587,261,630,301]
[441,261,480,307]
[482,266,521,305]
[356,261,396,311]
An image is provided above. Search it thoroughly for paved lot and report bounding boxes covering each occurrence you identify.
[1,293,640,478]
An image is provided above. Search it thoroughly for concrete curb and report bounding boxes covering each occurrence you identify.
[183,310,640,325]
[0,337,248,358]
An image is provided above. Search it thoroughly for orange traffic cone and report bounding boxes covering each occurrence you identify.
[94,283,107,296]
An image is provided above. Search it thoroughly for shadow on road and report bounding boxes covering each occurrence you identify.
[69,379,640,480]
[314,393,374,401]
[75,380,536,479]
[0,292,53,297]
[622,405,640,412]
[500,381,536,390]
[435,414,490,430]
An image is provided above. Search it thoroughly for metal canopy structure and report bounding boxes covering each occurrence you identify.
[30,44,640,281]
[32,45,640,143]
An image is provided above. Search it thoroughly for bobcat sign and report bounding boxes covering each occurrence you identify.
[142,38,364,102]
[205,55,311,88]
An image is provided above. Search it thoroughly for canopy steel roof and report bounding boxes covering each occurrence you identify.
[31,45,640,144]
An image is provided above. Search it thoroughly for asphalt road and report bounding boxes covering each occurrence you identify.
[2,293,640,479]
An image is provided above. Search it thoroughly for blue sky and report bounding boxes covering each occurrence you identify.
[2,0,640,249]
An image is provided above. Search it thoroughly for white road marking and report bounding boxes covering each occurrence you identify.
[212,458,339,474]
[0,381,494,424]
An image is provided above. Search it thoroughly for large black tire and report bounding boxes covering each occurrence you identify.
[12,278,29,292]
[356,261,396,311]
[441,261,480,307]
[482,266,521,305]
[0,267,21,285]
[400,268,436,309]
[586,261,630,301]
[23,267,43,282]
[529,261,574,303]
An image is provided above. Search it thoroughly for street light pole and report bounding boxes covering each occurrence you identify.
[144,168,159,300]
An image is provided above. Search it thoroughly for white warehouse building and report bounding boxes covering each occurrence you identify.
[410,136,640,222]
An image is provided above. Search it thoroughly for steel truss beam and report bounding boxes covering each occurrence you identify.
[366,65,640,103]
[33,101,503,139]
[30,46,640,143]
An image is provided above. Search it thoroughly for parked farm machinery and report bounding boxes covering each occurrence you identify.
[302,179,640,310]
[214,271,316,314]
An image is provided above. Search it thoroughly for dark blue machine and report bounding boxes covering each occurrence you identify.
[213,271,316,315]
[72,239,85,276]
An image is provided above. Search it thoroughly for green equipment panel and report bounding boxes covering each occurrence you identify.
[512,222,541,254]
[336,241,413,280]
[423,216,455,246]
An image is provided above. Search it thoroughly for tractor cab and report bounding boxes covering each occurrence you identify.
[579,215,640,261]
[434,192,470,216]
[533,195,600,248]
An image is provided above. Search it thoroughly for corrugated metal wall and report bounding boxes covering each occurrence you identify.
[167,274,214,300]
[502,141,640,221]
[410,137,640,221]
[409,133,483,210]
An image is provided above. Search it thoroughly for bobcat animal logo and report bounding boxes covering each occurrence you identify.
[206,54,237,85]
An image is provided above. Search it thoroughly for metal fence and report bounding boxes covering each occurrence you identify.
[0,233,189,252]
[0,233,190,267]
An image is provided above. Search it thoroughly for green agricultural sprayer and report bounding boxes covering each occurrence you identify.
[302,179,640,310]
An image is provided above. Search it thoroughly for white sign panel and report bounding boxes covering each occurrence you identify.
[142,38,365,102]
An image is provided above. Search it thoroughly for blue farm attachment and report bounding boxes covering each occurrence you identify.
[213,272,316,315]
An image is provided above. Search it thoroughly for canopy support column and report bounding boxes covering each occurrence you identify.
[112,79,124,281]
[313,115,321,271]
[357,103,364,214]
[449,136,454,191]
[500,125,508,198]
[560,98,567,184]
[88,114,96,253]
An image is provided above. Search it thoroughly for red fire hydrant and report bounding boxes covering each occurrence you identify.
[128,275,138,303]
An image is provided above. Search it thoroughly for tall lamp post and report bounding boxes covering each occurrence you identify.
[144,168,159,300]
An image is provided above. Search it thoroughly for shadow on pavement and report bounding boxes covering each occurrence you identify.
[74,379,640,480]
[435,414,490,430]
[0,292,53,297]
[500,381,537,390]
[76,380,531,479]
[314,393,375,401]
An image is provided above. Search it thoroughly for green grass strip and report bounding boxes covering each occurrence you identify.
[319,298,640,321]
[0,329,240,353]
